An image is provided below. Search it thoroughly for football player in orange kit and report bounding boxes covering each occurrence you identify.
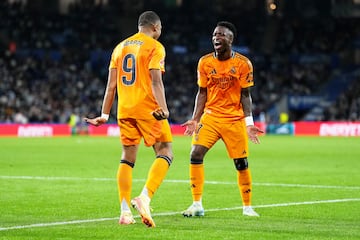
[84,11,173,228]
[182,21,263,218]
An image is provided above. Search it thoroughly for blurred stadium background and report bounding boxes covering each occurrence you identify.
[1,0,360,135]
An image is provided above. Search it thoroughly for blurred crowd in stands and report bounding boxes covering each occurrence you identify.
[1,0,360,125]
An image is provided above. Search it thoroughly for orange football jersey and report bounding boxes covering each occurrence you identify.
[109,32,165,119]
[197,51,254,122]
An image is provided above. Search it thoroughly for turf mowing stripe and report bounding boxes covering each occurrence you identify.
[0,198,359,231]
[1,175,360,190]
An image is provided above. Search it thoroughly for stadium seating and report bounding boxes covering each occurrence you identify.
[0,0,359,124]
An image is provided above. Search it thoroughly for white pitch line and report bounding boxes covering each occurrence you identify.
[0,176,113,181]
[206,198,360,212]
[0,198,359,232]
[253,182,360,190]
[1,175,360,190]
[0,217,118,231]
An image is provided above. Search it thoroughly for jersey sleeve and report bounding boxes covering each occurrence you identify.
[240,58,254,88]
[149,42,165,73]
[109,44,121,69]
[197,57,208,88]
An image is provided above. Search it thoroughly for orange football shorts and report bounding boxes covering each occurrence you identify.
[192,114,249,159]
[118,118,173,147]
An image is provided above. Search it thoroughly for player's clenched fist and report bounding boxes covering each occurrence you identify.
[83,116,107,126]
[152,107,169,120]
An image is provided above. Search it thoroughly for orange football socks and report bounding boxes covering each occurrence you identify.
[144,157,170,199]
[237,169,252,206]
[190,163,204,201]
[117,162,133,211]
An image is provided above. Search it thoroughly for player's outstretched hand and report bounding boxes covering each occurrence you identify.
[181,120,197,136]
[246,125,264,144]
[83,116,107,127]
[152,108,169,120]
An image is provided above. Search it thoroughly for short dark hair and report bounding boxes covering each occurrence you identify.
[217,21,237,40]
[138,11,161,27]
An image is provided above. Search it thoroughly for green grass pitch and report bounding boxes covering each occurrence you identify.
[0,135,359,239]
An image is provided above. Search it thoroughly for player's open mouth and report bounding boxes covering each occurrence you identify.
[213,41,222,49]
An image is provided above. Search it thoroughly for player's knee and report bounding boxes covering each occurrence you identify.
[234,157,248,170]
[190,152,203,160]
[190,146,207,160]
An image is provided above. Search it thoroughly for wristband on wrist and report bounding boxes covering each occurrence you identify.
[244,116,254,126]
[101,113,109,121]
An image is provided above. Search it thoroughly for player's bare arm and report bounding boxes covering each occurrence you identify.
[150,69,169,120]
[84,68,117,126]
[182,87,207,136]
[241,87,263,144]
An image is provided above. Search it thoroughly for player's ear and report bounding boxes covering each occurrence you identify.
[152,23,159,32]
[228,33,234,43]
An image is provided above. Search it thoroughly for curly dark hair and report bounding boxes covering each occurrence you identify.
[217,21,237,40]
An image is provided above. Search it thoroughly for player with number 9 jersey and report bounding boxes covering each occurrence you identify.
[110,33,166,120]
[84,11,173,228]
